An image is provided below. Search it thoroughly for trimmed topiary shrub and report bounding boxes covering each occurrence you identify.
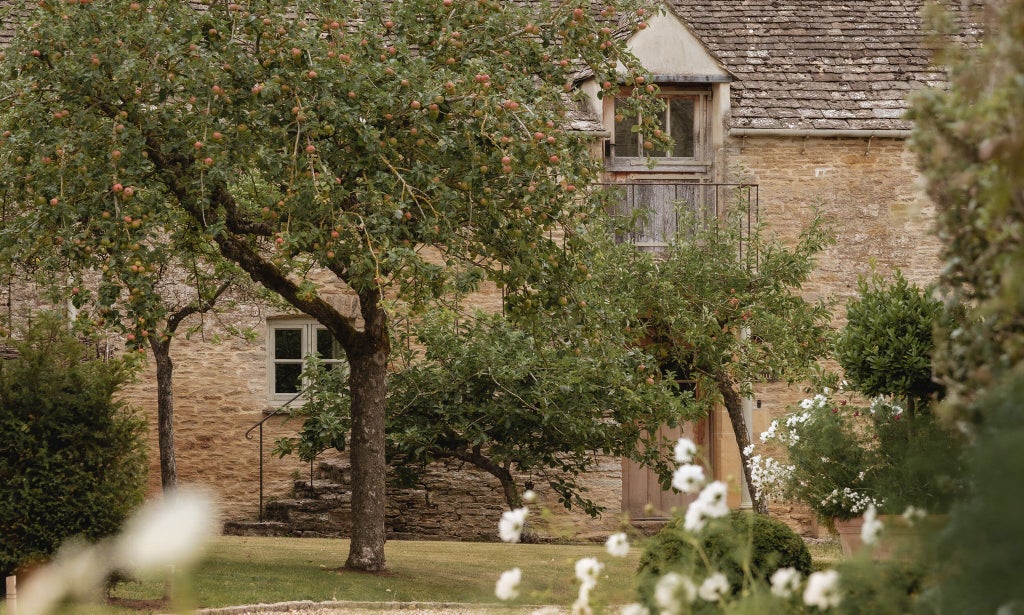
[0,314,147,577]
[637,510,812,608]
[835,270,943,412]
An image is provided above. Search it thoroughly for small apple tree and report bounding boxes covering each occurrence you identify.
[593,204,835,513]
[0,0,664,570]
[0,217,244,493]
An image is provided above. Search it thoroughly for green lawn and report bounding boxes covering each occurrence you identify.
[108,536,642,611]
[1,535,842,613]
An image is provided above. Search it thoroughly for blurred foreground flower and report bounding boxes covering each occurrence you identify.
[804,569,842,610]
[683,481,730,532]
[605,532,630,558]
[495,567,522,601]
[572,556,604,615]
[770,566,802,599]
[18,488,218,615]
[654,571,696,614]
[860,504,884,546]
[620,603,650,615]
[674,437,697,463]
[671,464,706,494]
[114,488,219,574]
[498,507,529,543]
[698,572,729,602]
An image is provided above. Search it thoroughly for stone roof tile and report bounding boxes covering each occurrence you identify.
[670,0,983,130]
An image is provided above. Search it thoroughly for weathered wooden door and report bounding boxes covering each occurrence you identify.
[622,418,711,519]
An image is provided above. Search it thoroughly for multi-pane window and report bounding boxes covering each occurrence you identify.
[612,90,708,162]
[268,319,344,402]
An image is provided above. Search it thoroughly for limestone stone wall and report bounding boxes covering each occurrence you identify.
[720,135,943,532]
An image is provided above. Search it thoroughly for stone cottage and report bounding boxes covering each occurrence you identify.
[0,0,981,539]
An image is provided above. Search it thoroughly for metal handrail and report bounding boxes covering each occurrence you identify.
[245,390,303,522]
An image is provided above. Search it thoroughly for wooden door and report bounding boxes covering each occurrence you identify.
[622,418,712,519]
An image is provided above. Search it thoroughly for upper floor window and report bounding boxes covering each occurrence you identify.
[268,318,344,403]
[610,88,711,169]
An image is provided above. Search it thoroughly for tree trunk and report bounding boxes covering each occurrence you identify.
[150,338,177,492]
[451,446,520,510]
[715,372,768,514]
[344,292,389,572]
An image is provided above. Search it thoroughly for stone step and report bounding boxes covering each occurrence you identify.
[223,519,343,538]
[293,480,348,499]
[222,520,293,537]
[314,458,351,484]
[265,494,351,519]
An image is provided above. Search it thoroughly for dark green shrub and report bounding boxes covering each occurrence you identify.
[637,511,811,608]
[835,271,943,412]
[0,314,147,576]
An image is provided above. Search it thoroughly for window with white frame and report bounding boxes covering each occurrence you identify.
[267,318,344,403]
[611,88,711,166]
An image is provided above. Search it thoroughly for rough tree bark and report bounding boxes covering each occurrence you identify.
[715,372,768,514]
[451,445,520,511]
[147,280,231,493]
[343,290,389,572]
[149,339,177,492]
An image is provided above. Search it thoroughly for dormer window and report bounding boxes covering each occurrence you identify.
[609,87,711,171]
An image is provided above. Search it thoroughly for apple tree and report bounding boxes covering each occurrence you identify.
[593,204,835,513]
[0,210,244,493]
[0,0,664,570]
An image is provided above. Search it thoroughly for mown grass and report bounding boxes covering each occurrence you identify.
[0,535,843,614]
[104,536,642,611]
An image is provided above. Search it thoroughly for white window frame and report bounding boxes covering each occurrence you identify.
[608,87,712,172]
[267,318,345,405]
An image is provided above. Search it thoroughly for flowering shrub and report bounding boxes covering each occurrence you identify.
[637,510,811,608]
[748,390,962,520]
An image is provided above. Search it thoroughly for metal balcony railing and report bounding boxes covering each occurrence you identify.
[603,182,759,261]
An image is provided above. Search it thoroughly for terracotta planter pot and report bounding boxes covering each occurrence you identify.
[834,514,946,559]
[834,516,866,557]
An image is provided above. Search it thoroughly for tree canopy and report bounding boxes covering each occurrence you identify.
[595,202,835,512]
[0,0,664,570]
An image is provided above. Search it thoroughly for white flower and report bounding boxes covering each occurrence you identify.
[654,572,696,614]
[19,540,108,615]
[495,567,522,601]
[575,556,604,590]
[860,504,884,545]
[696,481,730,517]
[698,572,730,602]
[683,502,708,533]
[742,443,755,456]
[522,489,537,504]
[683,481,730,533]
[747,454,794,502]
[770,567,802,599]
[498,507,529,543]
[572,595,593,615]
[800,398,814,409]
[605,532,630,558]
[572,558,603,615]
[671,464,706,494]
[114,488,219,574]
[902,505,927,526]
[620,603,650,615]
[674,437,697,463]
[803,570,842,610]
